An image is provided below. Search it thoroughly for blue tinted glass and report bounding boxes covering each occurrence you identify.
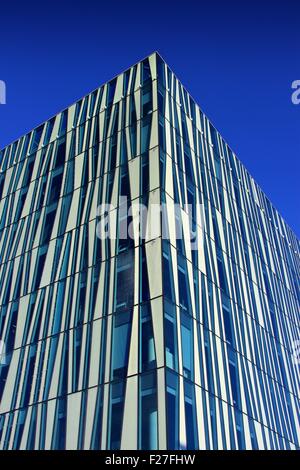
[166,370,179,449]
[140,304,156,372]
[164,300,178,371]
[43,117,55,146]
[180,313,194,380]
[140,372,158,449]
[52,397,67,449]
[141,116,151,154]
[108,381,126,450]
[222,303,234,346]
[142,58,151,83]
[156,54,165,85]
[107,78,117,106]
[30,125,43,153]
[115,251,134,310]
[59,110,68,137]
[184,381,199,449]
[111,310,132,379]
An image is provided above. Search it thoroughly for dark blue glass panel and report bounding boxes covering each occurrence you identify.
[139,371,158,449]
[111,309,132,380]
[108,381,126,450]
[166,370,179,449]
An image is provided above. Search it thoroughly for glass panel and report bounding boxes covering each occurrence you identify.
[108,381,126,450]
[140,245,150,302]
[184,381,198,449]
[141,116,151,154]
[180,312,194,380]
[49,169,63,203]
[115,251,134,311]
[140,304,156,372]
[43,117,55,146]
[177,257,191,312]
[111,309,132,380]
[162,242,175,302]
[142,82,152,116]
[30,125,43,153]
[166,370,179,449]
[142,58,151,84]
[52,397,67,449]
[164,299,178,371]
[139,372,158,450]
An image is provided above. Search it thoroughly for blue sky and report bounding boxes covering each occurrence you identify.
[0,0,299,235]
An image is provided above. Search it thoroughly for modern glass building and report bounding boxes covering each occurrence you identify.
[0,52,299,450]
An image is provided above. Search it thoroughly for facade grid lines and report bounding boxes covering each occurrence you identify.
[0,52,299,450]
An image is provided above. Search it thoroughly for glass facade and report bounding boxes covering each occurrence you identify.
[0,53,299,449]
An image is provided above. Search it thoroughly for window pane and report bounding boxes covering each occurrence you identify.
[108,381,126,450]
[111,309,132,379]
[139,372,158,449]
[166,370,179,449]
[115,251,134,311]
